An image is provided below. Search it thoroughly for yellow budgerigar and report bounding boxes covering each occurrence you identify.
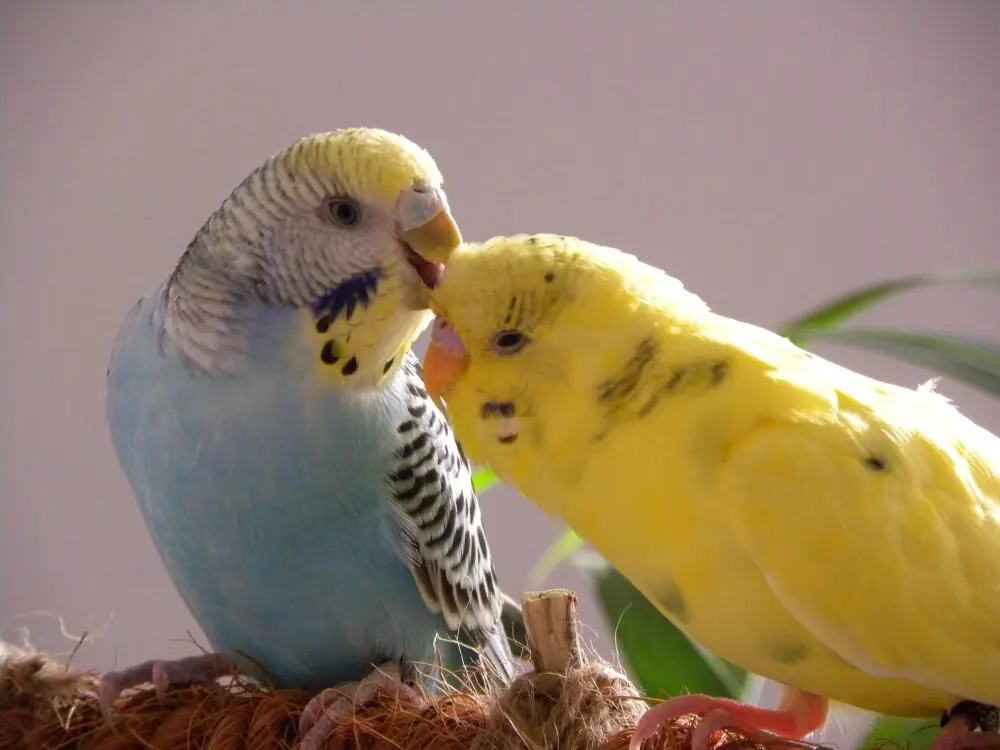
[421,233,1000,750]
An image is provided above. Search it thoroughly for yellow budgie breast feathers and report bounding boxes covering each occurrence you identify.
[424,233,1000,730]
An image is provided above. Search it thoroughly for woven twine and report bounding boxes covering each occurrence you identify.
[0,590,808,750]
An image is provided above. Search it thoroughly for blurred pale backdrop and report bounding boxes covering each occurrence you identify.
[2,2,999,743]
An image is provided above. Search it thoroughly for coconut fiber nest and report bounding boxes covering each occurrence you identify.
[0,589,815,750]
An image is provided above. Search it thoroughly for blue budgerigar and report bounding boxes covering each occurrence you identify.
[100,129,523,744]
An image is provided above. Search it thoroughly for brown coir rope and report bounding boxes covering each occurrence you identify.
[0,590,812,750]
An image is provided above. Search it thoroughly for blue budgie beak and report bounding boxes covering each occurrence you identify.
[397,184,462,284]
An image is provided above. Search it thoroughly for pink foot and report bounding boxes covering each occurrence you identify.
[931,702,1000,750]
[629,690,829,750]
[297,662,427,750]
[98,653,234,724]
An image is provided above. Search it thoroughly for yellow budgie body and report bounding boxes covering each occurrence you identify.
[422,233,1000,736]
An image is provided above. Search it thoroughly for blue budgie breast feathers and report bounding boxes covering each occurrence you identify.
[102,129,521,707]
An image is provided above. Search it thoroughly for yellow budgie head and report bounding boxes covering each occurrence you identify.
[423,233,708,470]
[165,128,463,387]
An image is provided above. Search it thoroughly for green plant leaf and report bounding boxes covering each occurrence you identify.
[777,270,1000,344]
[858,715,940,750]
[786,328,1000,399]
[528,529,586,585]
[587,559,748,700]
[471,467,502,495]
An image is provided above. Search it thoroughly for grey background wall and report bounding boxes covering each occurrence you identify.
[3,3,998,743]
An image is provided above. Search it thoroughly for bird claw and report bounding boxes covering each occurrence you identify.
[690,711,815,750]
[931,726,1000,750]
[931,703,1000,750]
[632,706,746,750]
[298,661,425,750]
[629,692,827,750]
[98,652,234,725]
[690,709,741,750]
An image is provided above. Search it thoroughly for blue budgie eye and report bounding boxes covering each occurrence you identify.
[324,196,361,227]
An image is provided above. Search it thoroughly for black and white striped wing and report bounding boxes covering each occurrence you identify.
[386,353,515,680]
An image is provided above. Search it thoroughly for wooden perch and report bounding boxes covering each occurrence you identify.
[523,588,584,674]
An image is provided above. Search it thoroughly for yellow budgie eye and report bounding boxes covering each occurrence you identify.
[322,196,362,227]
[490,330,530,355]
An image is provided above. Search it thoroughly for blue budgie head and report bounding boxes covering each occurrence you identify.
[161,128,463,388]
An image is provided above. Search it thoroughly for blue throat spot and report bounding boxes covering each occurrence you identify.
[312,267,385,333]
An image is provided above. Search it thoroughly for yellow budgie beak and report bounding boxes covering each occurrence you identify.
[397,185,462,288]
[424,316,470,410]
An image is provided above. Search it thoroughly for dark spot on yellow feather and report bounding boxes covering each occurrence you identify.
[320,340,340,365]
[636,400,656,419]
[504,295,517,325]
[498,434,518,444]
[636,359,732,418]
[864,455,887,471]
[769,642,809,665]
[596,338,658,405]
[657,579,689,623]
[638,368,684,417]
[341,356,359,376]
[709,361,729,385]
[544,272,555,283]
